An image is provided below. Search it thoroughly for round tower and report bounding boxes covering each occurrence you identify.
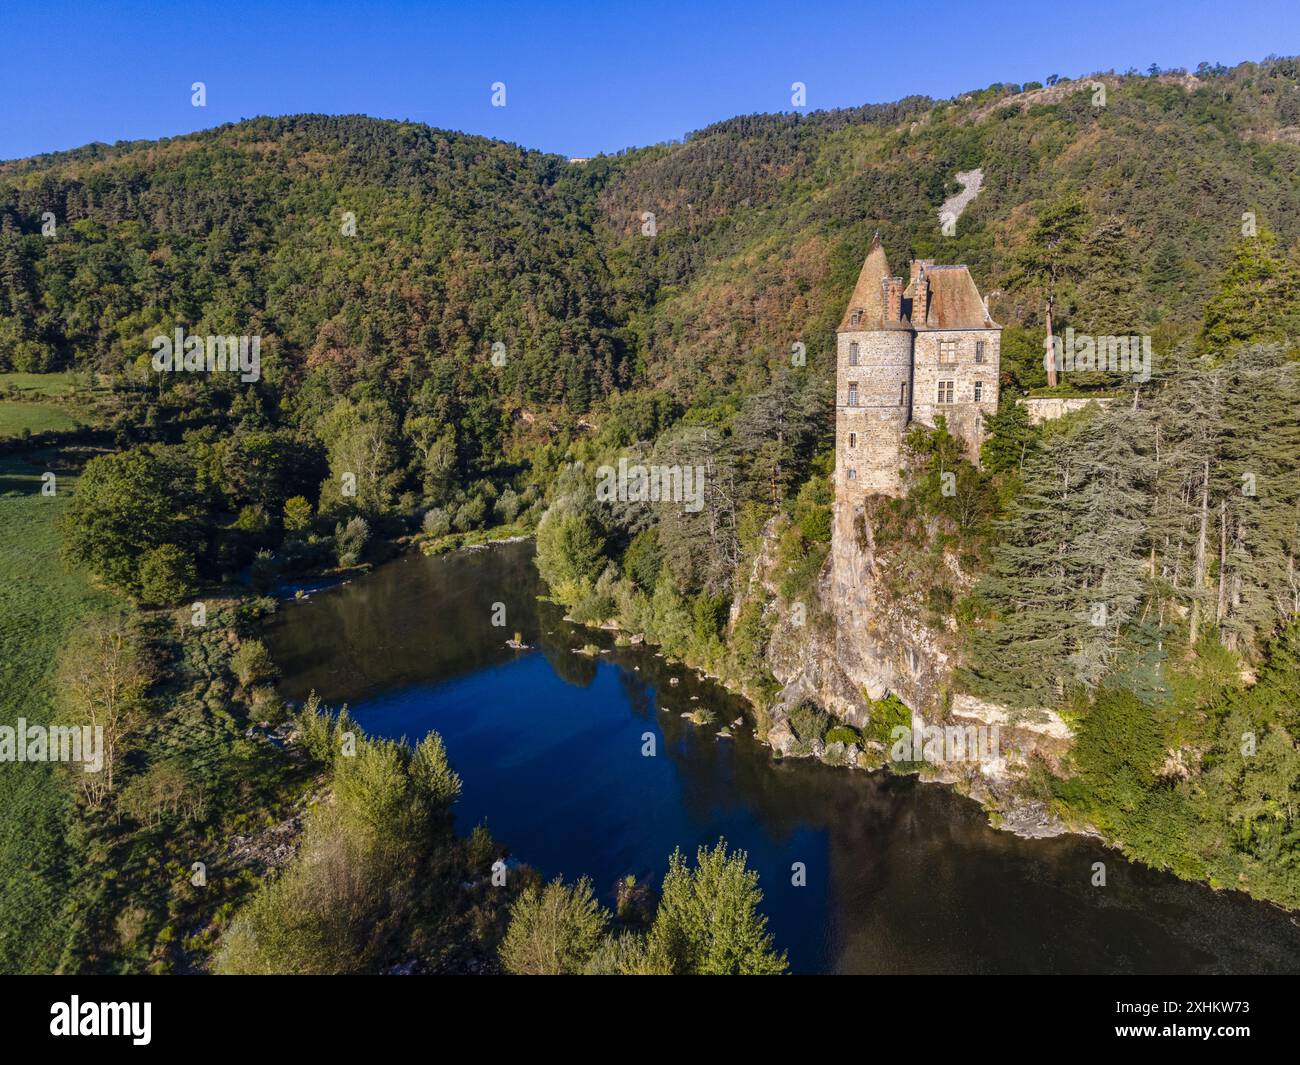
[835,324,912,504]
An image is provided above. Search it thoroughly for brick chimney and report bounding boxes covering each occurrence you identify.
[881,276,903,322]
[911,265,928,326]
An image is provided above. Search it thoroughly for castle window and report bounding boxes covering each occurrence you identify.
[939,340,958,366]
[849,432,857,449]
[974,381,983,402]
[937,380,954,404]
[849,342,860,366]
[899,381,907,406]
[848,382,858,406]
[975,340,986,363]
[847,468,857,481]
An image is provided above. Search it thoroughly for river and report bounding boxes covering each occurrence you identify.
[263,539,1300,974]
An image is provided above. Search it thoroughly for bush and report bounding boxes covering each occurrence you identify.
[622,527,662,589]
[453,496,487,532]
[645,841,786,975]
[421,507,451,537]
[788,701,829,744]
[494,488,521,524]
[825,725,861,747]
[792,473,833,543]
[250,549,279,595]
[500,877,611,975]
[691,591,730,643]
[409,732,462,810]
[283,495,313,532]
[863,695,914,758]
[535,502,606,605]
[137,544,199,606]
[334,516,370,566]
[293,692,354,763]
[230,639,276,687]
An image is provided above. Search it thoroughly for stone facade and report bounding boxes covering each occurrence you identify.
[909,325,1000,463]
[835,329,912,506]
[834,234,1001,500]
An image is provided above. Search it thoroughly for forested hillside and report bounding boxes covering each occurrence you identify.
[3,56,1300,970]
[2,59,1296,604]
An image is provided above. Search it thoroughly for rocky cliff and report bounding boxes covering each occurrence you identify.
[751,497,1077,837]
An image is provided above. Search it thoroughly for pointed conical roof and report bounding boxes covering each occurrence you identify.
[838,232,903,331]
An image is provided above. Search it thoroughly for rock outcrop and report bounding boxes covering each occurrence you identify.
[750,497,1077,838]
[766,500,956,726]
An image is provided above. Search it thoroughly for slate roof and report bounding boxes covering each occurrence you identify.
[907,264,1000,330]
[839,237,999,332]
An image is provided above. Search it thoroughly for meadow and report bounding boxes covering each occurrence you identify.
[0,446,119,972]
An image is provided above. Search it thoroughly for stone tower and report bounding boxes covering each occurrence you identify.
[835,233,914,504]
[834,233,1001,503]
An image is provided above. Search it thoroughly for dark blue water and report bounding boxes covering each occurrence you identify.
[264,540,1300,974]
[352,653,835,967]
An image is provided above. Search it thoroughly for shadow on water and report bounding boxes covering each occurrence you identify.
[263,539,1300,975]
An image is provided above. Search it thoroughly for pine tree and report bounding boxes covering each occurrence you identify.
[1200,225,1300,350]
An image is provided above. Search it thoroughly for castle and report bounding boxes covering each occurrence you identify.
[835,233,1001,501]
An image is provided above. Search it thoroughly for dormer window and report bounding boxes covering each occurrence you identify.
[851,309,863,327]
[849,342,860,366]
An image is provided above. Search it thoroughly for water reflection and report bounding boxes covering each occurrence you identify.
[264,540,1300,974]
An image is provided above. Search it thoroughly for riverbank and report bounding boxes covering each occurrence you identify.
[263,538,1300,973]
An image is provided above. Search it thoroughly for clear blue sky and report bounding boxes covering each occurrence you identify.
[1,0,1295,161]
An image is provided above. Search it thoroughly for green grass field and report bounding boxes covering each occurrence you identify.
[0,401,81,437]
[0,371,81,397]
[0,372,101,440]
[0,450,119,973]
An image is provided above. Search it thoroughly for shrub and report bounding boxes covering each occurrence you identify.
[863,695,914,761]
[230,639,276,687]
[494,488,521,524]
[535,502,606,605]
[622,527,662,589]
[453,496,487,532]
[644,841,786,975]
[293,693,354,763]
[500,877,611,975]
[283,495,313,532]
[825,725,861,747]
[137,544,199,606]
[334,516,370,566]
[410,732,462,810]
[250,549,279,595]
[421,507,451,537]
[691,592,730,643]
[788,701,829,746]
